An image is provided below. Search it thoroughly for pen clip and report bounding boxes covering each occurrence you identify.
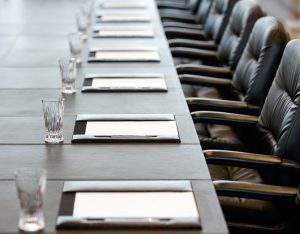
[93,135,158,138]
[85,217,173,223]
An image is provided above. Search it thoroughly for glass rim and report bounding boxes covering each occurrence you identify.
[68,31,83,37]
[41,97,64,102]
[14,167,47,177]
[58,58,76,64]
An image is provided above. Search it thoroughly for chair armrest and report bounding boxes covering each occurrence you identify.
[204,150,300,174]
[179,74,232,87]
[160,9,192,16]
[171,47,218,63]
[161,14,197,23]
[176,64,233,78]
[191,111,258,126]
[163,22,203,30]
[164,27,206,40]
[186,98,261,115]
[214,180,298,202]
[157,1,187,10]
[169,39,217,50]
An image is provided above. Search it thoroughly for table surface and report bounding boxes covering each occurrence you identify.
[0,0,228,233]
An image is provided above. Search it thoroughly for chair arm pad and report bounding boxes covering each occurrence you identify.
[163,22,203,30]
[169,39,217,50]
[176,64,232,78]
[161,14,196,23]
[165,27,206,40]
[157,1,187,10]
[214,180,298,202]
[204,150,300,174]
[179,74,232,87]
[171,47,218,61]
[191,111,258,126]
[186,98,261,115]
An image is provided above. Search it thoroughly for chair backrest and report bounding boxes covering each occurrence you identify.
[204,0,238,44]
[257,40,300,165]
[195,0,214,25]
[231,16,289,107]
[187,0,202,13]
[217,0,265,70]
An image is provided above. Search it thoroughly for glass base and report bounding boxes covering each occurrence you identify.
[81,34,88,41]
[45,133,64,144]
[62,89,76,94]
[70,54,82,64]
[18,211,45,232]
[75,58,82,64]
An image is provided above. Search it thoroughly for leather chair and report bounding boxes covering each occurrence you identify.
[161,0,213,30]
[172,0,265,68]
[181,16,289,116]
[160,0,213,27]
[192,39,300,233]
[157,0,199,12]
[158,0,201,16]
[165,0,237,51]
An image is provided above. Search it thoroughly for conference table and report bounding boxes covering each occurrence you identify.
[0,0,228,233]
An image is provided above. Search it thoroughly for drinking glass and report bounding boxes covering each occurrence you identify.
[80,3,93,22]
[15,168,47,232]
[59,58,77,94]
[42,97,64,144]
[68,32,83,63]
[76,13,88,40]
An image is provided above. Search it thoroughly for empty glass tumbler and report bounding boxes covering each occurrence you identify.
[81,2,93,21]
[68,32,83,63]
[42,97,64,144]
[76,13,88,40]
[15,168,47,232]
[59,58,77,94]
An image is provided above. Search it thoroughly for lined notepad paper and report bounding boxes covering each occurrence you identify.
[97,29,153,37]
[73,192,199,218]
[91,78,166,89]
[95,51,159,60]
[100,15,150,21]
[85,121,178,136]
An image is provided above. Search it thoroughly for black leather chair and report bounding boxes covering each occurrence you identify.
[157,0,199,12]
[172,0,265,68]
[158,0,201,16]
[181,16,288,116]
[160,0,213,27]
[192,39,300,233]
[165,0,237,51]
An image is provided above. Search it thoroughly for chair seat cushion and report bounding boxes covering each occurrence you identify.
[184,85,248,151]
[209,165,283,225]
[197,123,248,151]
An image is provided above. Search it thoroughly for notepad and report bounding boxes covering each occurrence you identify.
[85,121,178,136]
[56,180,201,229]
[98,15,150,22]
[73,192,199,218]
[96,28,154,37]
[91,78,166,89]
[101,2,147,9]
[72,114,180,143]
[94,51,160,60]
[82,74,167,92]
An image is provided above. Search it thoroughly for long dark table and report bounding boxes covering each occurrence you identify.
[0,0,229,233]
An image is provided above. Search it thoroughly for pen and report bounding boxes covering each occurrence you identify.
[85,217,173,223]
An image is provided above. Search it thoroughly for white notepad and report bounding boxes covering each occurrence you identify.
[101,2,147,8]
[97,29,153,37]
[91,78,166,89]
[85,121,178,136]
[100,15,150,22]
[95,51,160,60]
[73,192,199,218]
